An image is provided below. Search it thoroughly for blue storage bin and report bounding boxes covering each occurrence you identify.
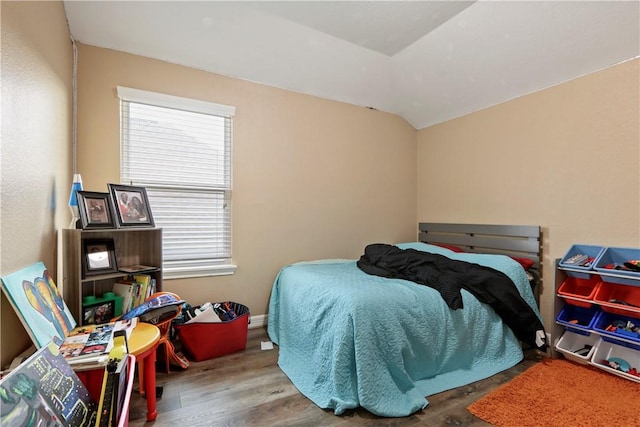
[592,311,640,345]
[594,247,640,285]
[556,304,599,334]
[559,244,605,277]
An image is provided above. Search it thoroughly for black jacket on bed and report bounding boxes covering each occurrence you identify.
[357,244,547,351]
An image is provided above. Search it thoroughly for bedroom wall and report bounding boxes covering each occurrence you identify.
[75,44,417,320]
[416,58,640,331]
[1,1,73,367]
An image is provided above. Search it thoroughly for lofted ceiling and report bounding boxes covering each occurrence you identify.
[63,1,640,130]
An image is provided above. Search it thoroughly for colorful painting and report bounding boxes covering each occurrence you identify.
[0,341,97,426]
[1,262,76,348]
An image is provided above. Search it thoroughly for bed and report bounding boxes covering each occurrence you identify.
[267,223,545,417]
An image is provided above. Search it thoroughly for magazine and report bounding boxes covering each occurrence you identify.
[118,264,156,273]
[57,318,137,370]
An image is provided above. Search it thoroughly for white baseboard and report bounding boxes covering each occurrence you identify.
[249,314,266,329]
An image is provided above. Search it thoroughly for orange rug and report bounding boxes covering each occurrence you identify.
[467,358,640,427]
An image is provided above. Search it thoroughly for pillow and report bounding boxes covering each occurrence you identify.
[396,242,455,255]
[426,244,535,269]
[510,256,535,270]
[430,243,466,253]
[396,242,536,270]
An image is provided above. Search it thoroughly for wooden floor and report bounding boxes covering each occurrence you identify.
[127,327,543,426]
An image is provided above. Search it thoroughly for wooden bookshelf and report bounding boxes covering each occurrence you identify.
[62,228,162,325]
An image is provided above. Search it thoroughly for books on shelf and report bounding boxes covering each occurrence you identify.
[112,281,135,315]
[133,273,152,307]
[112,274,156,314]
[0,341,98,426]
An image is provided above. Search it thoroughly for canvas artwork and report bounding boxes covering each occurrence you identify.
[0,341,97,426]
[1,262,77,348]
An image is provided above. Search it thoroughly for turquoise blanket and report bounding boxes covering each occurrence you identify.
[267,243,543,417]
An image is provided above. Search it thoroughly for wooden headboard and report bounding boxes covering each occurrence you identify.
[418,222,542,270]
[419,222,543,306]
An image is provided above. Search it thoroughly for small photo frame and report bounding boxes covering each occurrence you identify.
[108,184,155,228]
[82,239,118,277]
[77,191,117,229]
[83,301,117,325]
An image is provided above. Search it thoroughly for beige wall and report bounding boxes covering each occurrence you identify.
[417,58,640,329]
[1,1,73,367]
[76,45,418,317]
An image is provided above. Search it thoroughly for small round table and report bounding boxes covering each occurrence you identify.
[128,322,160,421]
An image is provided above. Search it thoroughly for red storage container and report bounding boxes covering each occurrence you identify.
[174,302,250,361]
[557,276,601,307]
[594,282,640,317]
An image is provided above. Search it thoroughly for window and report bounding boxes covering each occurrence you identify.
[117,87,236,278]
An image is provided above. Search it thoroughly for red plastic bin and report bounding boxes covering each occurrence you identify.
[593,282,640,317]
[557,276,601,308]
[174,302,250,361]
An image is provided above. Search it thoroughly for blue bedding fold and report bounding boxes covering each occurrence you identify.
[267,243,543,417]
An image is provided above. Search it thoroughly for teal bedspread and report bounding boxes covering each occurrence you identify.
[267,243,543,417]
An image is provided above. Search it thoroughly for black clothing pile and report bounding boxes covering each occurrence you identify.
[357,244,547,351]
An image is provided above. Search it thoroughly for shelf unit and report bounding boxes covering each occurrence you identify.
[62,227,162,325]
[553,254,640,383]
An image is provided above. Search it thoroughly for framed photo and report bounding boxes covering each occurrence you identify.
[108,184,155,227]
[82,239,118,277]
[77,191,117,229]
[83,300,117,325]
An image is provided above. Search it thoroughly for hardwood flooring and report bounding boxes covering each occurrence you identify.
[127,327,543,426]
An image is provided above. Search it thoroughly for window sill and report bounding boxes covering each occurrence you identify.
[163,264,237,280]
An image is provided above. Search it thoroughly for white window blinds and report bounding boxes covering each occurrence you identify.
[117,87,236,278]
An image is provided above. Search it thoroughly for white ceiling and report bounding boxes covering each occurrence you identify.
[63,1,640,130]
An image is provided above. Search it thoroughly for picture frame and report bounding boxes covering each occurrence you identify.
[82,239,119,277]
[83,300,117,324]
[77,191,117,229]
[108,183,155,228]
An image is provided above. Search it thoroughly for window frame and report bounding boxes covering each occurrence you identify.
[117,86,236,279]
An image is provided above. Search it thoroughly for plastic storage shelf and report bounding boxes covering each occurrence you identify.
[556,244,640,383]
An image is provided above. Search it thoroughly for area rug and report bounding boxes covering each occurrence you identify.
[467,358,640,427]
